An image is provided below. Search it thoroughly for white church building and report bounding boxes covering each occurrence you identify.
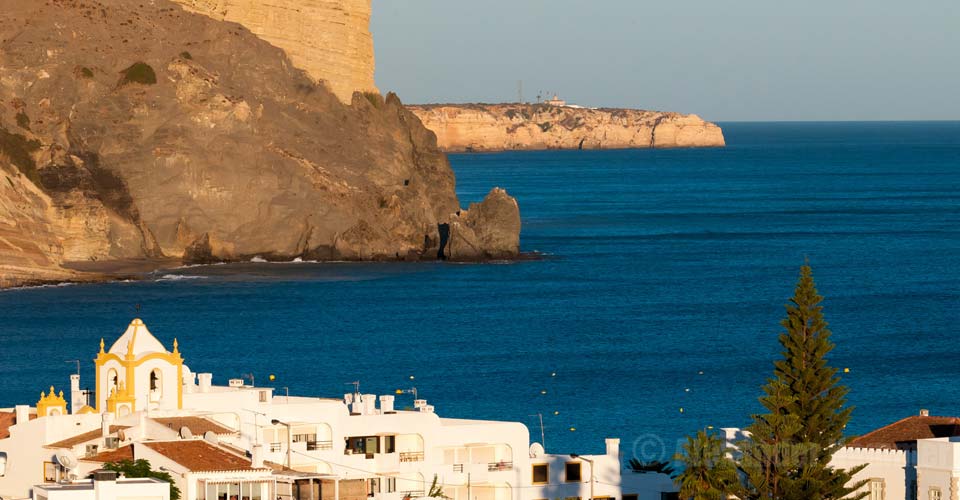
[0,319,676,500]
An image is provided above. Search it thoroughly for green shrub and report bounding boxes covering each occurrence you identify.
[538,122,553,132]
[119,62,157,86]
[179,51,192,60]
[363,92,382,109]
[15,112,29,130]
[79,66,94,78]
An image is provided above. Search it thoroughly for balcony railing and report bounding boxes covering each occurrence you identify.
[488,461,514,471]
[305,440,333,451]
[270,442,282,452]
[452,464,464,472]
[399,451,424,462]
[400,491,425,498]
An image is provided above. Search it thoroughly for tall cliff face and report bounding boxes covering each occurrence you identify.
[170,0,377,104]
[408,104,725,152]
[0,0,519,287]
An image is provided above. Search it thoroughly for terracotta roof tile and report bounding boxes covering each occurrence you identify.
[152,417,235,436]
[81,445,135,463]
[849,415,960,450]
[143,441,262,472]
[46,426,129,449]
[0,411,37,439]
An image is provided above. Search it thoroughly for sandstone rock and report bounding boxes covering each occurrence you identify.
[0,164,78,287]
[408,104,725,152]
[171,0,377,104]
[444,188,521,261]
[0,0,520,287]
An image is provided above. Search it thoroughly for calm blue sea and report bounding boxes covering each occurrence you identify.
[2,122,959,463]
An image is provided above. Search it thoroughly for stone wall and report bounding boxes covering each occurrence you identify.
[170,0,377,103]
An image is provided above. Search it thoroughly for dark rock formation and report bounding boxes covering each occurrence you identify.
[445,188,521,261]
[0,0,520,286]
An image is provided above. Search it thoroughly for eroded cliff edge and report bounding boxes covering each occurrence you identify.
[0,0,519,287]
[170,0,377,104]
[408,104,725,152]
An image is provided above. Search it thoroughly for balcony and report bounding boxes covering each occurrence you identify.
[306,440,333,451]
[487,461,513,472]
[399,451,424,462]
[453,464,464,473]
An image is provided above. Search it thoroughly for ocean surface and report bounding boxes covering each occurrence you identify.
[2,122,959,463]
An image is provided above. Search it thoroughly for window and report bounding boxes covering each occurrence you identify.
[565,462,582,482]
[149,369,162,402]
[107,369,118,393]
[385,477,396,493]
[869,479,884,500]
[105,437,119,449]
[385,435,396,453]
[85,444,99,457]
[259,390,269,403]
[43,461,57,483]
[368,478,380,497]
[294,433,318,450]
[0,452,7,477]
[532,463,548,484]
[910,480,917,500]
[623,495,639,500]
[930,488,942,500]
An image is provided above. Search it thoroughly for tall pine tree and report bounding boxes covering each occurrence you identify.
[738,264,866,500]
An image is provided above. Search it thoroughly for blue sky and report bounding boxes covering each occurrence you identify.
[372,0,959,121]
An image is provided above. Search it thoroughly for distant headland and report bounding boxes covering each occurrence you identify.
[408,101,725,152]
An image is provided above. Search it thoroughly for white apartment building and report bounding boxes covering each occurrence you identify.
[0,319,675,500]
[725,410,960,500]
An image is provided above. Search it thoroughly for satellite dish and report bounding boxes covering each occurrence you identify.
[117,429,127,442]
[204,431,220,445]
[529,442,544,458]
[179,426,194,439]
[55,450,79,470]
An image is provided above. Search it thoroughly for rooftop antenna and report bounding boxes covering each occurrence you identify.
[243,373,255,387]
[529,413,546,450]
[396,387,418,400]
[66,360,80,376]
[518,80,523,104]
[346,381,360,397]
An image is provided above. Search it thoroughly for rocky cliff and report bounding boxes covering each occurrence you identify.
[171,0,377,104]
[0,0,519,287]
[408,104,725,152]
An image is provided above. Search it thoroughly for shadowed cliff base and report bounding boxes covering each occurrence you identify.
[408,103,725,152]
[0,0,520,289]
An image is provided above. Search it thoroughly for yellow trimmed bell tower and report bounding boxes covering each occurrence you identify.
[94,318,184,413]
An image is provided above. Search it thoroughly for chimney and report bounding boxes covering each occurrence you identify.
[920,409,930,417]
[102,411,115,438]
[14,405,29,427]
[362,394,377,415]
[344,393,354,405]
[93,469,118,500]
[251,443,265,468]
[379,395,395,413]
[183,368,196,394]
[70,374,84,414]
[420,405,434,413]
[605,438,620,458]
[198,373,213,393]
[414,399,427,409]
